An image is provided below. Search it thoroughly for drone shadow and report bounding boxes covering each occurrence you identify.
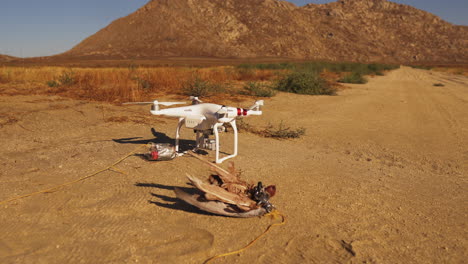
[135,182,214,216]
[113,128,196,152]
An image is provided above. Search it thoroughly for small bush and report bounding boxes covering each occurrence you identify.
[242,82,277,97]
[338,72,367,84]
[57,69,76,86]
[234,119,305,139]
[275,71,335,95]
[410,65,432,70]
[182,76,224,97]
[47,80,60,87]
[433,83,445,87]
[237,61,399,75]
[47,69,76,88]
[262,121,306,139]
[375,71,384,76]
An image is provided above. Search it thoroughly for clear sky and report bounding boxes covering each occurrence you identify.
[1,0,466,58]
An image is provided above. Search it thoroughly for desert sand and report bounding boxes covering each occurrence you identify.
[0,66,466,263]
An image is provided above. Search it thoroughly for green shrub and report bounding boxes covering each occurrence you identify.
[57,69,76,86]
[410,65,432,70]
[236,61,399,75]
[47,80,60,87]
[338,72,367,84]
[47,69,76,88]
[182,76,224,97]
[242,82,277,97]
[275,71,335,95]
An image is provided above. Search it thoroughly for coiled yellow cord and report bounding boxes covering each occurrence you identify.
[204,210,286,264]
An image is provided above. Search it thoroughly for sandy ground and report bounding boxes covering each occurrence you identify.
[0,66,466,263]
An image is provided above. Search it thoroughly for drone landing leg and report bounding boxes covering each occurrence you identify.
[175,118,184,154]
[231,119,238,157]
[195,130,202,150]
[214,120,238,164]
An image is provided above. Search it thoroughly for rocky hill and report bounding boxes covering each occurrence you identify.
[0,55,16,62]
[61,0,468,63]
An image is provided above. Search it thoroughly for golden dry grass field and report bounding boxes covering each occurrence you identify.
[0,66,281,103]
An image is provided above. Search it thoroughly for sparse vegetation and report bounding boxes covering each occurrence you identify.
[58,69,76,86]
[261,121,306,139]
[47,69,76,87]
[275,71,335,95]
[0,61,401,102]
[181,76,224,97]
[46,80,60,88]
[241,82,277,97]
[410,65,432,70]
[432,67,468,77]
[237,61,399,76]
[338,72,367,84]
[234,118,305,139]
[234,118,255,133]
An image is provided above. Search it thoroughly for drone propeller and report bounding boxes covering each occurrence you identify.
[249,100,264,110]
[123,101,186,106]
[157,102,186,106]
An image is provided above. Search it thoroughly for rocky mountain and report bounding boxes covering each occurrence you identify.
[61,0,468,63]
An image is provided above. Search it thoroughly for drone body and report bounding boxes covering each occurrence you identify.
[126,97,263,163]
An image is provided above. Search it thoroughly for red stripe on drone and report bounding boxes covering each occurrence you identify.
[237,108,242,116]
[243,109,248,116]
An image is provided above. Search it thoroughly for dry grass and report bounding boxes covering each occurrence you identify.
[233,118,306,139]
[0,62,387,103]
[0,66,279,103]
[432,67,468,77]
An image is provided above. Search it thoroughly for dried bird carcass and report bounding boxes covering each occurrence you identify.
[174,161,276,218]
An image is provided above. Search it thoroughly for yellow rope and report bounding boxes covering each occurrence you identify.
[0,145,144,206]
[2,144,287,263]
[204,210,286,264]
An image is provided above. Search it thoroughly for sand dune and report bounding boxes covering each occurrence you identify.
[0,67,466,263]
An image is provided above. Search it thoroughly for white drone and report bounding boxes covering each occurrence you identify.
[124,97,264,163]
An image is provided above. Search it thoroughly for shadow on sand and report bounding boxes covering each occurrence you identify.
[112,128,196,152]
[135,182,215,216]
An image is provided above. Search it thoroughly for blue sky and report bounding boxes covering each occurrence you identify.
[1,0,466,58]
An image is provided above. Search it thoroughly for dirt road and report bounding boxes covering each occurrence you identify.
[0,66,466,263]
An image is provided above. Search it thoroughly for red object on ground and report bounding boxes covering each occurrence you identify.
[265,185,276,197]
[151,151,159,160]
